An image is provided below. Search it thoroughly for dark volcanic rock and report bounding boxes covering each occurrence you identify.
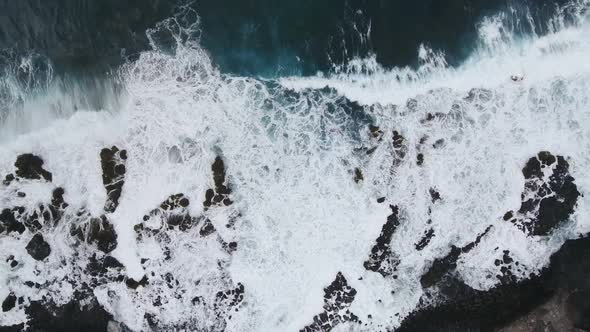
[141,193,196,232]
[100,146,127,213]
[214,283,245,313]
[204,156,233,209]
[126,275,148,289]
[353,168,364,183]
[505,152,579,236]
[87,216,117,253]
[400,234,590,332]
[392,130,407,165]
[369,124,384,140]
[364,205,401,277]
[71,215,118,253]
[2,293,17,312]
[199,219,216,237]
[3,173,15,185]
[429,188,441,203]
[420,225,492,288]
[86,254,124,278]
[416,153,424,166]
[14,154,52,181]
[25,233,51,261]
[415,228,435,251]
[24,293,115,332]
[301,272,358,332]
[0,208,25,234]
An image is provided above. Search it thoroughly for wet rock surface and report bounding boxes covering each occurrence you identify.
[100,146,127,213]
[14,154,53,182]
[1,148,244,331]
[138,193,196,233]
[400,234,590,332]
[23,293,117,332]
[301,272,359,332]
[420,225,492,288]
[204,156,233,209]
[364,205,401,277]
[415,228,435,251]
[25,233,51,261]
[504,152,580,236]
[71,214,118,253]
[2,293,17,312]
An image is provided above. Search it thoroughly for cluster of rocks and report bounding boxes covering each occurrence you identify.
[503,151,580,236]
[363,205,402,277]
[398,151,583,331]
[1,148,245,331]
[1,154,67,264]
[301,272,359,332]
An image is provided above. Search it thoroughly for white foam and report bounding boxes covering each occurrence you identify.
[1,1,590,331]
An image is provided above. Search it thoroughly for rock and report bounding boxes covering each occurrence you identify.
[100,146,127,213]
[506,152,580,236]
[71,215,117,253]
[432,139,445,149]
[3,173,15,185]
[301,272,358,332]
[420,226,492,288]
[88,216,117,253]
[566,290,590,330]
[0,208,25,234]
[214,283,245,313]
[14,154,52,181]
[204,156,233,209]
[392,130,407,164]
[364,205,401,277]
[86,255,124,277]
[415,228,435,251]
[126,275,148,289]
[416,153,424,166]
[353,168,364,183]
[2,293,16,312]
[25,233,51,261]
[369,125,384,140]
[24,293,115,332]
[399,233,590,332]
[199,219,216,237]
[140,193,195,232]
[429,188,441,203]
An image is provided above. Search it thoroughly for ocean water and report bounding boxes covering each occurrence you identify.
[1,1,590,331]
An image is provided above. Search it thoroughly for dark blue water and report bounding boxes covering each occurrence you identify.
[0,0,573,76]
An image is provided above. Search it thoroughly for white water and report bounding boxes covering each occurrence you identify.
[1,1,590,331]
